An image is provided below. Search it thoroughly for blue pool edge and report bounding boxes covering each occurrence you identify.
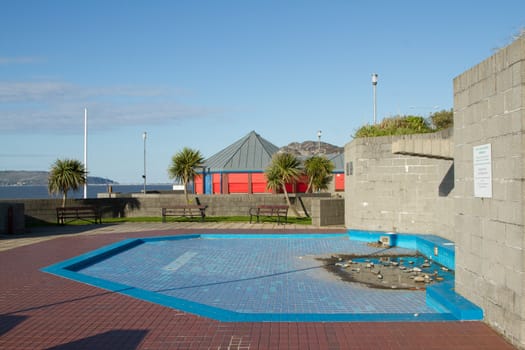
[41,231,483,322]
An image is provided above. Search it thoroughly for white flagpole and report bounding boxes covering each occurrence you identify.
[83,108,88,199]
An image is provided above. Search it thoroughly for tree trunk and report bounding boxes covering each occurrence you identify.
[183,181,190,204]
[282,183,300,217]
[305,178,314,194]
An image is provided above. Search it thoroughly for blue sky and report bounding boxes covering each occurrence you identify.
[1,1,524,184]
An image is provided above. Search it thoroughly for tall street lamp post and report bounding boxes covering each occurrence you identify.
[372,73,378,124]
[317,130,322,154]
[83,108,88,199]
[142,131,147,194]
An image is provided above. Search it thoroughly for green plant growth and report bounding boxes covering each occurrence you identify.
[168,147,204,204]
[48,158,87,207]
[304,155,335,193]
[429,109,454,130]
[58,216,312,225]
[28,214,312,227]
[354,115,432,138]
[354,110,453,138]
[265,152,302,216]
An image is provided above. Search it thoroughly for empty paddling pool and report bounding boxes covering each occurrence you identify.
[42,231,483,322]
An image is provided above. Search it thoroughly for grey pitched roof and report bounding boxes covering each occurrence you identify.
[297,153,344,172]
[327,153,344,172]
[202,131,280,172]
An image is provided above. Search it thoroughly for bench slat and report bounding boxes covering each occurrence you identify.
[162,205,207,222]
[249,205,288,224]
[56,206,101,225]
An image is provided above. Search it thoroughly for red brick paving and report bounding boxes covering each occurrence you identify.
[0,229,517,349]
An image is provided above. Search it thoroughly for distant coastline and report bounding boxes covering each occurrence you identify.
[0,170,117,186]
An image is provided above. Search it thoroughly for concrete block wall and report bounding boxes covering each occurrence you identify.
[311,198,345,226]
[116,193,321,218]
[453,37,525,348]
[0,194,319,226]
[0,203,25,234]
[392,128,454,159]
[344,134,455,241]
[0,198,139,226]
[124,194,291,217]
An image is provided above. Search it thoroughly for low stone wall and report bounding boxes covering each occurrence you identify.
[0,203,25,234]
[311,198,345,226]
[0,193,332,227]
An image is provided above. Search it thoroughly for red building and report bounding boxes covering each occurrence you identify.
[193,131,344,194]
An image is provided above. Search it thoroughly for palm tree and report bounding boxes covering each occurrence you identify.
[168,147,204,204]
[265,152,302,216]
[304,155,335,193]
[48,158,87,207]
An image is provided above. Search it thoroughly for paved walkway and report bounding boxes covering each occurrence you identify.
[0,223,517,349]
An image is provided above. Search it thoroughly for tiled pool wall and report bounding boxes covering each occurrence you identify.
[348,230,455,270]
[348,229,482,320]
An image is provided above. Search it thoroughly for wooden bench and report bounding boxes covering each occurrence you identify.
[56,206,101,225]
[161,205,207,222]
[249,205,289,224]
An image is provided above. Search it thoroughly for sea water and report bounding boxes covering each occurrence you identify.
[0,184,174,200]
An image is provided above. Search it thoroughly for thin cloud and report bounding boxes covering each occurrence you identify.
[0,81,170,103]
[0,81,74,102]
[0,80,225,133]
[0,56,43,65]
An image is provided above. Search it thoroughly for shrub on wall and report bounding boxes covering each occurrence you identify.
[354,109,453,138]
[354,115,432,137]
[429,109,454,130]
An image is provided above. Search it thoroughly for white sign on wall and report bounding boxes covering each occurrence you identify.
[473,144,492,198]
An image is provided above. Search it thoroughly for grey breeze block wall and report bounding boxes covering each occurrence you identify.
[0,203,25,234]
[344,132,455,241]
[311,198,345,227]
[453,37,525,348]
[1,194,336,227]
[118,193,319,219]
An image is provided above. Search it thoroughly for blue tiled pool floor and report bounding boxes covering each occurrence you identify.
[45,234,462,322]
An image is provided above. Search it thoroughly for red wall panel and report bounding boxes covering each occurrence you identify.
[228,173,249,193]
[251,173,270,193]
[194,174,203,194]
[212,173,221,194]
[335,173,345,191]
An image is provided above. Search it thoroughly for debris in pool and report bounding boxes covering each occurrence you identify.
[367,240,390,248]
[317,254,454,290]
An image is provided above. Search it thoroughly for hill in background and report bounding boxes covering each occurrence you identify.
[279,141,343,156]
[0,171,117,186]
